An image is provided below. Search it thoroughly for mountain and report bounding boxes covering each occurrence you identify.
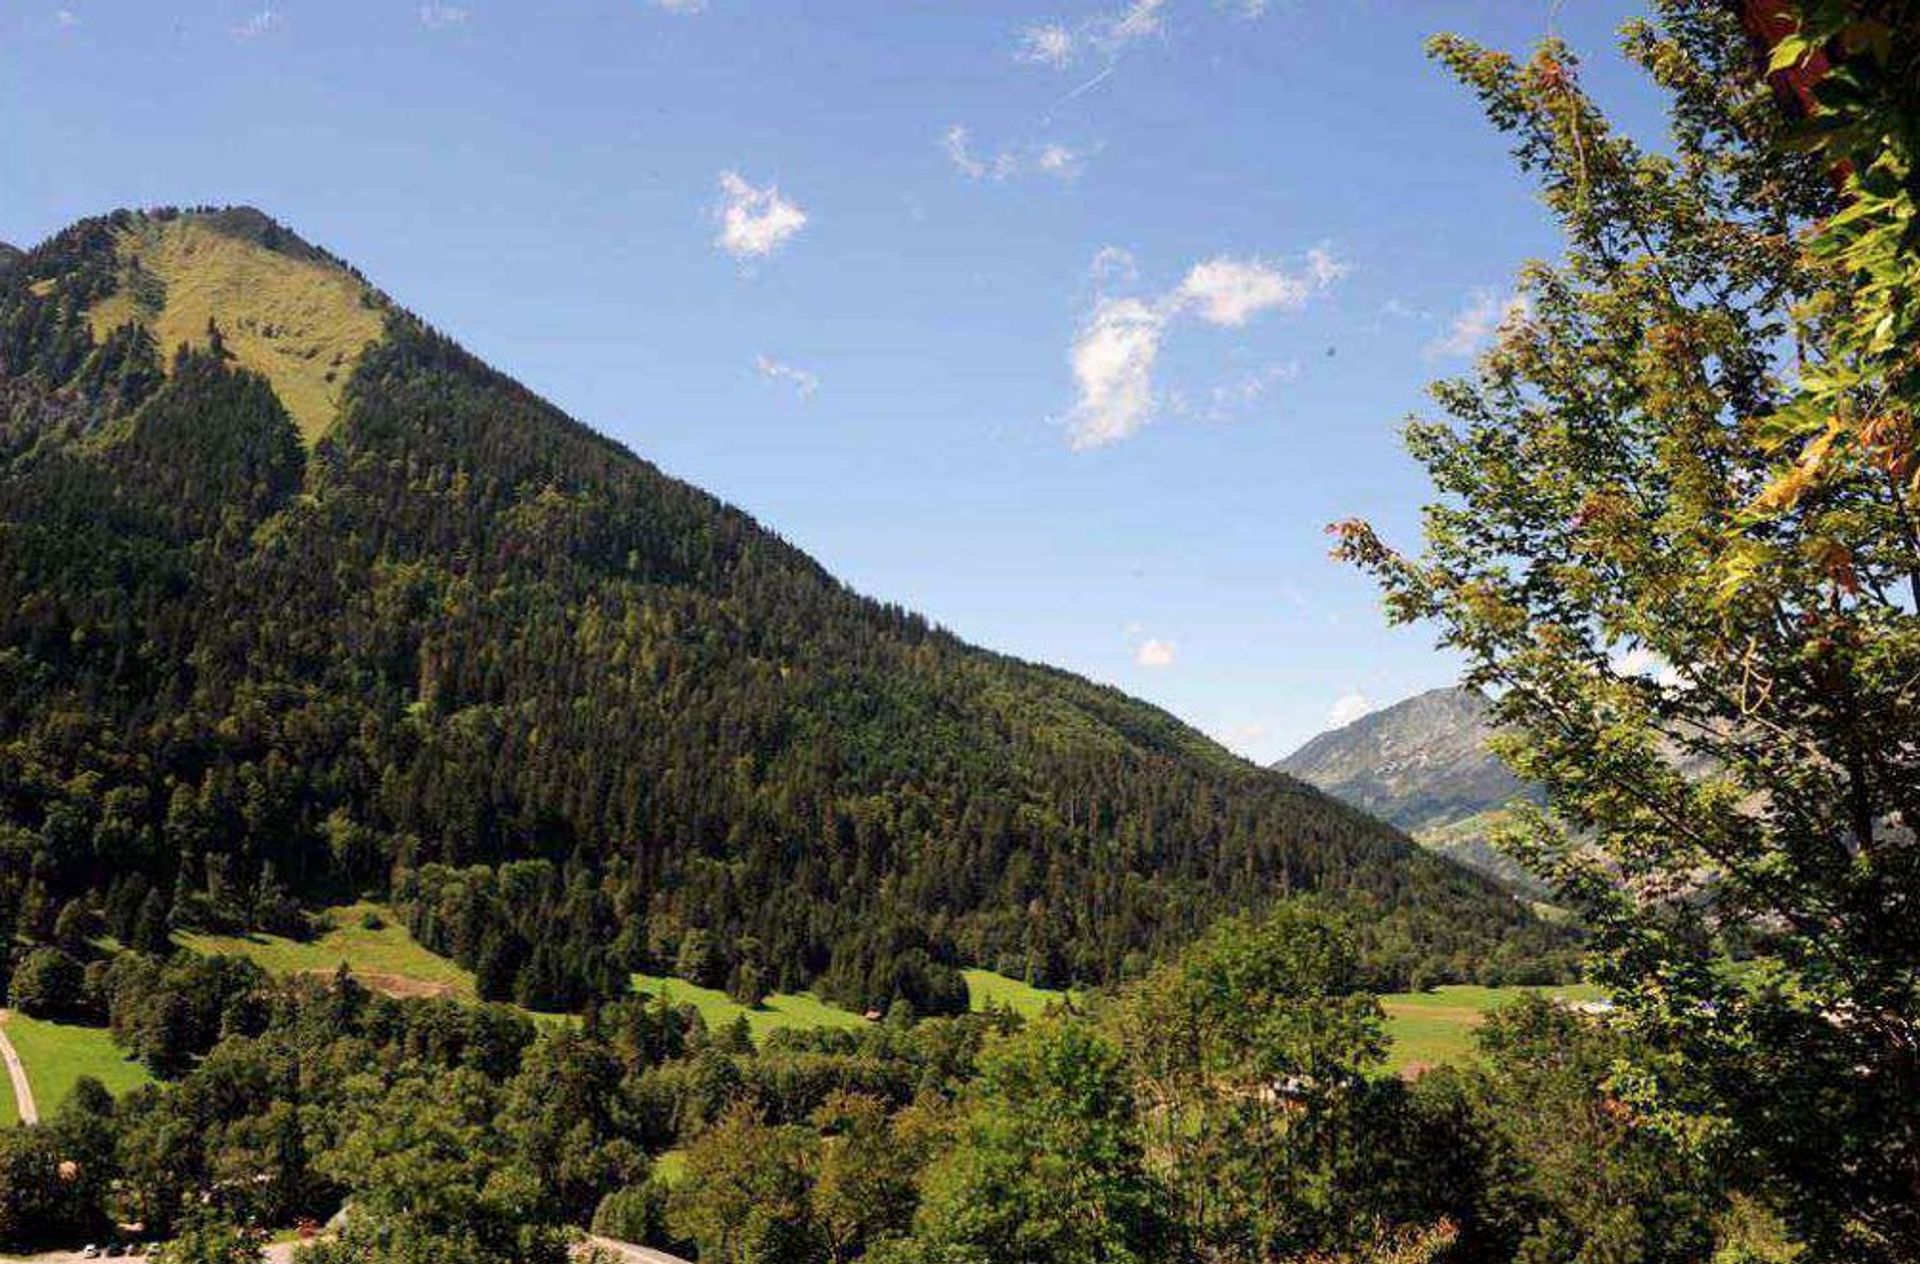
[0,207,1568,1013]
[1275,688,1544,893]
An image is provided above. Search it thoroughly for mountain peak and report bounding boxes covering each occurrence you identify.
[1276,686,1539,890]
[50,206,385,444]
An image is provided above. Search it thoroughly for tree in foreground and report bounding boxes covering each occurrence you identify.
[1335,1,1919,1257]
[904,1020,1168,1264]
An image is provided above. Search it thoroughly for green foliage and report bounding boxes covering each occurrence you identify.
[1747,1,1920,511]
[1335,3,1916,1258]
[7,947,88,1020]
[153,1210,267,1264]
[1411,996,1722,1264]
[307,1067,569,1264]
[1113,907,1398,1260]
[665,1102,821,1264]
[910,1020,1167,1264]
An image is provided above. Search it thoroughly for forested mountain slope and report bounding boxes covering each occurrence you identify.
[0,207,1566,1014]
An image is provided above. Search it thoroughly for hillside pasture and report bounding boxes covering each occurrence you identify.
[1,1013,152,1125]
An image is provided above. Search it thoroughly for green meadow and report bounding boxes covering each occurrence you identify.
[1,1013,152,1126]
[171,900,1584,1072]
[177,902,478,1000]
[1379,982,1607,1072]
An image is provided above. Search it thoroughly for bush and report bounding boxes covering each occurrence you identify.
[591,1181,675,1248]
[8,948,88,1020]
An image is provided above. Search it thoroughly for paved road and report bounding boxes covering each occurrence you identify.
[0,1011,37,1126]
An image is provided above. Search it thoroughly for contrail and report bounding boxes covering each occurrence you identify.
[1047,65,1115,115]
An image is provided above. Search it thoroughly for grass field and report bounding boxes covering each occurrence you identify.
[1380,982,1606,1072]
[174,903,1573,1073]
[961,969,1076,1018]
[86,217,384,445]
[1,1013,152,1125]
[631,973,869,1043]
[178,902,478,1001]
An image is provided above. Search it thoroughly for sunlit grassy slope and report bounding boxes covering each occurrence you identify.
[178,901,477,1001]
[87,215,384,444]
[173,901,1581,1071]
[1,1013,152,1125]
[961,968,1078,1018]
[630,973,869,1042]
[1380,982,1606,1072]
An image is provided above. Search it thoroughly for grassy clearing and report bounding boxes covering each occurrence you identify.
[179,902,477,1001]
[87,217,384,444]
[630,974,867,1043]
[2,1013,152,1123]
[1380,982,1606,1073]
[961,969,1075,1019]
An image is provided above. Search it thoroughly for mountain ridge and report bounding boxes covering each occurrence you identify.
[0,205,1570,1011]
[1275,686,1544,892]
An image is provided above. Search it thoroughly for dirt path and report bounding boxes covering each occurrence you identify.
[0,1011,37,1126]
[576,1234,695,1264]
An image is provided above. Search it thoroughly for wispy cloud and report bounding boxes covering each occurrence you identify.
[1088,245,1139,288]
[653,0,707,11]
[1427,286,1528,358]
[1204,361,1299,417]
[1136,637,1177,668]
[943,125,1089,182]
[53,9,80,28]
[231,8,281,39]
[1326,691,1373,727]
[1017,21,1076,67]
[755,355,819,399]
[1022,0,1250,70]
[419,3,468,28]
[715,171,808,261]
[1066,247,1344,448]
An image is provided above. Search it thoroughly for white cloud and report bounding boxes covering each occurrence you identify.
[231,8,280,39]
[1068,296,1167,449]
[1017,21,1076,66]
[53,9,79,27]
[943,125,1087,182]
[1614,646,1684,688]
[715,171,808,261]
[419,3,467,27]
[755,355,819,399]
[1136,637,1177,668]
[653,0,707,11]
[1064,248,1343,448]
[1428,287,1529,358]
[1178,257,1315,326]
[1326,692,1373,727]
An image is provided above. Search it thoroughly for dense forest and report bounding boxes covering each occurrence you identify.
[0,206,1564,1016]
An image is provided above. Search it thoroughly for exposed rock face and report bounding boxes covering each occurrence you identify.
[1277,688,1543,892]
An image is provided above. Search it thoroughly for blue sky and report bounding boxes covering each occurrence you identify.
[3,0,1666,760]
